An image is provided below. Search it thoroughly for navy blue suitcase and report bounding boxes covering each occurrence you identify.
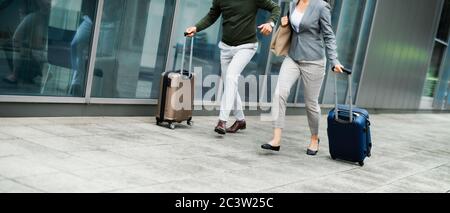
[327,68,372,166]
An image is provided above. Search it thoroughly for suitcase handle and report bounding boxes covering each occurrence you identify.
[333,67,353,123]
[339,67,352,75]
[181,34,194,77]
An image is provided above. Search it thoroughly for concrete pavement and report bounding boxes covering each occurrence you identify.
[0,113,449,193]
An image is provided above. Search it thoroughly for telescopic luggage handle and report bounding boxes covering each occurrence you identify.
[181,33,194,78]
[337,67,352,75]
[333,66,354,123]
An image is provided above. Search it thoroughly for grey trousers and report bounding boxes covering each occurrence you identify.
[272,57,326,135]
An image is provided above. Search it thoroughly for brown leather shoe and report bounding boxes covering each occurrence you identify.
[226,120,246,133]
[214,120,227,135]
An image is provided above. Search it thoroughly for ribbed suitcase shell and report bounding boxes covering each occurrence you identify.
[327,105,372,166]
[156,36,195,129]
[156,70,194,124]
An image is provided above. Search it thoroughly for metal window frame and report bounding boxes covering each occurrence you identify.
[345,0,377,105]
[84,0,104,104]
[0,96,86,103]
[355,0,380,106]
[319,0,345,105]
[164,0,182,73]
[89,98,157,105]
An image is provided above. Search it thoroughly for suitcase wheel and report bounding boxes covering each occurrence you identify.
[187,118,193,126]
[331,155,337,160]
[156,118,162,126]
[358,161,364,167]
[169,123,176,130]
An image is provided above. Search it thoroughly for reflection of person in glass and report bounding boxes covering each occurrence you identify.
[69,2,117,96]
[261,0,344,155]
[69,3,95,96]
[3,0,51,84]
[186,0,281,135]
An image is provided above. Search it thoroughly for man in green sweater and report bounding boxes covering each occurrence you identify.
[186,0,280,135]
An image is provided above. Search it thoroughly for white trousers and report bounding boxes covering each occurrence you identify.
[218,41,258,122]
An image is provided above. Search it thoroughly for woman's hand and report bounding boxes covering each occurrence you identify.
[185,26,197,37]
[333,64,345,73]
[281,16,289,27]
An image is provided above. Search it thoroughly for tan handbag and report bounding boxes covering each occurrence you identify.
[270,25,292,56]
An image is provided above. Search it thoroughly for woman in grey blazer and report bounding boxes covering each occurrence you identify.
[262,0,344,155]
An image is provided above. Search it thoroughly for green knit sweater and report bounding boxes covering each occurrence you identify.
[195,0,281,46]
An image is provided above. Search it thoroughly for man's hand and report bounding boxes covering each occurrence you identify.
[333,64,345,73]
[185,26,197,37]
[258,23,273,36]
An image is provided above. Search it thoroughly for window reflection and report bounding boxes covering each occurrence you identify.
[91,0,175,99]
[170,0,221,102]
[171,0,274,104]
[0,0,96,97]
[320,0,375,105]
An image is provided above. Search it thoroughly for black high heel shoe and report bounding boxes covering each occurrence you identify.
[261,143,281,152]
[306,139,320,156]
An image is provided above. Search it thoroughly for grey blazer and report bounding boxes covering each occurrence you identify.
[288,0,340,67]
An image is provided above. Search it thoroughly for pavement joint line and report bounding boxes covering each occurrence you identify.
[19,138,77,156]
[101,179,183,193]
[63,159,230,184]
[0,154,19,159]
[257,166,362,192]
[4,170,62,180]
[8,178,45,192]
[60,162,142,173]
[365,161,450,193]
[258,158,450,193]
[61,168,154,190]
[5,172,58,192]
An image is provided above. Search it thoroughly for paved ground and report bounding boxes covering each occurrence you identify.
[0,113,449,193]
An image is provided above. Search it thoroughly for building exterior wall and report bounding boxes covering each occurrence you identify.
[0,0,449,116]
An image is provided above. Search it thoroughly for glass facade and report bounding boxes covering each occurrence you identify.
[1,0,449,113]
[428,0,450,109]
[0,0,381,106]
